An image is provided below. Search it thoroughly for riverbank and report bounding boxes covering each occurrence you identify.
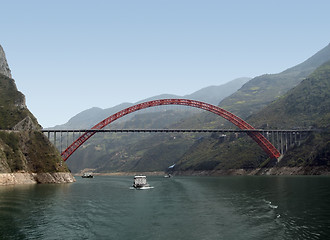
[174,166,330,176]
[76,166,330,177]
[75,171,165,177]
[0,172,76,186]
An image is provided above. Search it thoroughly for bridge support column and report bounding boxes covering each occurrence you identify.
[297,132,301,146]
[285,132,288,152]
[280,132,284,155]
[278,132,280,154]
[66,131,69,151]
[60,131,63,153]
[54,132,57,149]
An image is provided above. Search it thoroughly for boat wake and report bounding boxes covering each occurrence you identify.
[130,186,154,190]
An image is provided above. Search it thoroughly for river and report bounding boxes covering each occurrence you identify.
[0,175,329,239]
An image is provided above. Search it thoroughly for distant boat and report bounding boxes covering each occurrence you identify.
[164,164,175,178]
[168,164,175,169]
[82,172,93,178]
[131,176,153,190]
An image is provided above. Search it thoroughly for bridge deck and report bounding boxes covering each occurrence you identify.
[41,129,315,133]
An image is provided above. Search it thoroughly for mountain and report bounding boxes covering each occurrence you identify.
[175,60,330,174]
[51,103,133,130]
[249,61,330,129]
[249,61,330,170]
[219,43,330,118]
[0,44,74,184]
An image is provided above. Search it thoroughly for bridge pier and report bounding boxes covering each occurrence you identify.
[263,130,313,157]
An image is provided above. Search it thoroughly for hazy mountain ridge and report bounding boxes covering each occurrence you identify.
[219,43,330,118]
[50,77,250,130]
[249,60,330,129]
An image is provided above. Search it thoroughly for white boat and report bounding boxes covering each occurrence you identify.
[81,172,93,178]
[131,175,153,189]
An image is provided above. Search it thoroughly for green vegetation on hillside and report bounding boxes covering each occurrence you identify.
[0,131,69,173]
[176,134,268,170]
[175,61,330,172]
[0,73,70,174]
[250,61,330,129]
[277,132,330,168]
[0,74,39,129]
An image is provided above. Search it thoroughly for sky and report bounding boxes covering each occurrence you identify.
[1,0,330,128]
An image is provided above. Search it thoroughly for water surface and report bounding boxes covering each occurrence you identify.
[1,176,329,239]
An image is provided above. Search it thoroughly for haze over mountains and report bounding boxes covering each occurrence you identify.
[50,77,250,129]
[54,43,330,174]
[220,43,330,118]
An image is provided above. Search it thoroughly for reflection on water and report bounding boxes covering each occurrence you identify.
[0,176,329,240]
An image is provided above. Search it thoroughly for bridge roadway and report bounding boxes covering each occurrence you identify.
[41,129,315,133]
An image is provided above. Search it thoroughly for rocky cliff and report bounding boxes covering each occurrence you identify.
[0,44,75,185]
[0,45,12,78]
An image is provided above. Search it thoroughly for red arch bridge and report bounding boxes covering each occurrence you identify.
[41,99,314,161]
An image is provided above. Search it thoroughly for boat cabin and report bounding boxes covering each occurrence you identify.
[133,176,147,187]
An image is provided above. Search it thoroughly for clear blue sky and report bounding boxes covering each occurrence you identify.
[1,0,329,127]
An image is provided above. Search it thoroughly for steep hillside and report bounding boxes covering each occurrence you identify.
[175,61,330,173]
[250,61,330,129]
[220,43,330,118]
[249,61,330,169]
[0,73,70,174]
[0,45,74,184]
[0,74,38,130]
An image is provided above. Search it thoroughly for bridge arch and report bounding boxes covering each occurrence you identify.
[61,99,281,161]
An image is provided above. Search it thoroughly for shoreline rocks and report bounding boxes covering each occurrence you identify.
[0,172,76,186]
